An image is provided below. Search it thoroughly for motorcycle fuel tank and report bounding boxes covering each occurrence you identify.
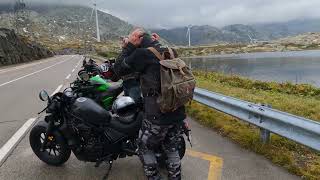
[72,97,111,126]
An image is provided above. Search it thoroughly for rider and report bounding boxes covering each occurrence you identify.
[112,37,141,103]
[112,29,185,180]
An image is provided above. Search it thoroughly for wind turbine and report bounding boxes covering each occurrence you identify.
[247,34,254,44]
[186,25,192,47]
[91,2,100,42]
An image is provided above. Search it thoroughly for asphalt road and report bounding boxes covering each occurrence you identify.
[0,55,300,180]
[0,55,82,147]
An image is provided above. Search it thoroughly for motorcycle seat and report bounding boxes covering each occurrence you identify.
[109,112,143,136]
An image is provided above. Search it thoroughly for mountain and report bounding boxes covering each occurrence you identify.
[153,19,320,46]
[0,3,134,44]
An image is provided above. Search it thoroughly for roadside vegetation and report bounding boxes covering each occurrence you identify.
[187,71,320,179]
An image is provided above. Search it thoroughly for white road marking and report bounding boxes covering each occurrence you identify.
[72,69,75,72]
[0,84,64,166]
[65,74,71,80]
[0,58,70,88]
[75,62,80,69]
[0,117,37,166]
[0,57,60,75]
[74,57,82,69]
[51,84,63,96]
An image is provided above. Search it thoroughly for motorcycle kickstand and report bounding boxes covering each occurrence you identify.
[102,161,113,180]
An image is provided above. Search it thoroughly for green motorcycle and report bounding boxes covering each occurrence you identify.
[71,73,123,110]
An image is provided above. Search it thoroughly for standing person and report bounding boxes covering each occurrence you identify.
[112,29,186,180]
[112,36,142,103]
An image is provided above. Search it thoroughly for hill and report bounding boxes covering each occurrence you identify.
[0,3,133,52]
[153,19,320,46]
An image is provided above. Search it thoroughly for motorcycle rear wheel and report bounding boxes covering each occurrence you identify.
[29,125,71,166]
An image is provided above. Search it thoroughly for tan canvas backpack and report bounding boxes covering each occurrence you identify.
[148,47,196,113]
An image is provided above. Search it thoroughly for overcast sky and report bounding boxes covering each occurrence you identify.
[4,0,320,28]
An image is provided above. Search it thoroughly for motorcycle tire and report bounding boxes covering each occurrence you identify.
[29,125,71,166]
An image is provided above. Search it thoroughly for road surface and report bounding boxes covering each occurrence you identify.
[0,55,300,180]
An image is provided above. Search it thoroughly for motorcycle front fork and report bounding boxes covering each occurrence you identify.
[40,120,54,152]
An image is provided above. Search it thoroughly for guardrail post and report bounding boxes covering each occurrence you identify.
[260,128,270,144]
[259,104,272,144]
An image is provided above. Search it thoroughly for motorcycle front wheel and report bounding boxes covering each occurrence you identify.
[29,124,71,166]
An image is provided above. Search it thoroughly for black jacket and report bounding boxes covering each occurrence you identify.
[113,42,186,125]
[112,45,140,83]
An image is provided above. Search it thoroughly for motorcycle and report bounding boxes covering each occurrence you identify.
[71,73,123,110]
[29,86,191,177]
[80,58,103,77]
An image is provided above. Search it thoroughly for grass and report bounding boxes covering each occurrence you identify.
[187,71,320,179]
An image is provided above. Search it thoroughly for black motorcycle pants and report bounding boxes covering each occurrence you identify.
[138,119,181,180]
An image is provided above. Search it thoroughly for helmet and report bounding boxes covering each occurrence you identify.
[112,96,136,114]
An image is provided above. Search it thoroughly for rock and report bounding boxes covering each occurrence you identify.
[0,28,53,66]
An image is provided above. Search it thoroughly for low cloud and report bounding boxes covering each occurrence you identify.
[3,0,320,28]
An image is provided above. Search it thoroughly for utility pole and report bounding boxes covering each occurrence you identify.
[94,3,100,42]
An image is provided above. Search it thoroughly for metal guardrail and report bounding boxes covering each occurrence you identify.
[193,88,320,151]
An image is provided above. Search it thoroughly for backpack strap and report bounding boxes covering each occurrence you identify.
[168,48,175,59]
[147,47,164,61]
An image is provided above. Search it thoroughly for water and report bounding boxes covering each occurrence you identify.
[183,50,320,87]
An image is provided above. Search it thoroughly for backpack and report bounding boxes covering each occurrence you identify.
[148,47,196,113]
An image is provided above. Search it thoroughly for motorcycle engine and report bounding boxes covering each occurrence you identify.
[71,119,108,161]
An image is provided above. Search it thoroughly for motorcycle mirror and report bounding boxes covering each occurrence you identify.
[39,90,49,102]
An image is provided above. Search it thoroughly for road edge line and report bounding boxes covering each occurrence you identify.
[0,117,38,166]
[52,85,63,96]
[66,74,71,80]
[0,56,61,74]
[0,58,70,87]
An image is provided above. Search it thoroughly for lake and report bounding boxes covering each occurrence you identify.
[183,50,320,87]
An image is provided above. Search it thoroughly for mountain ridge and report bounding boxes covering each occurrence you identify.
[153,19,320,46]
